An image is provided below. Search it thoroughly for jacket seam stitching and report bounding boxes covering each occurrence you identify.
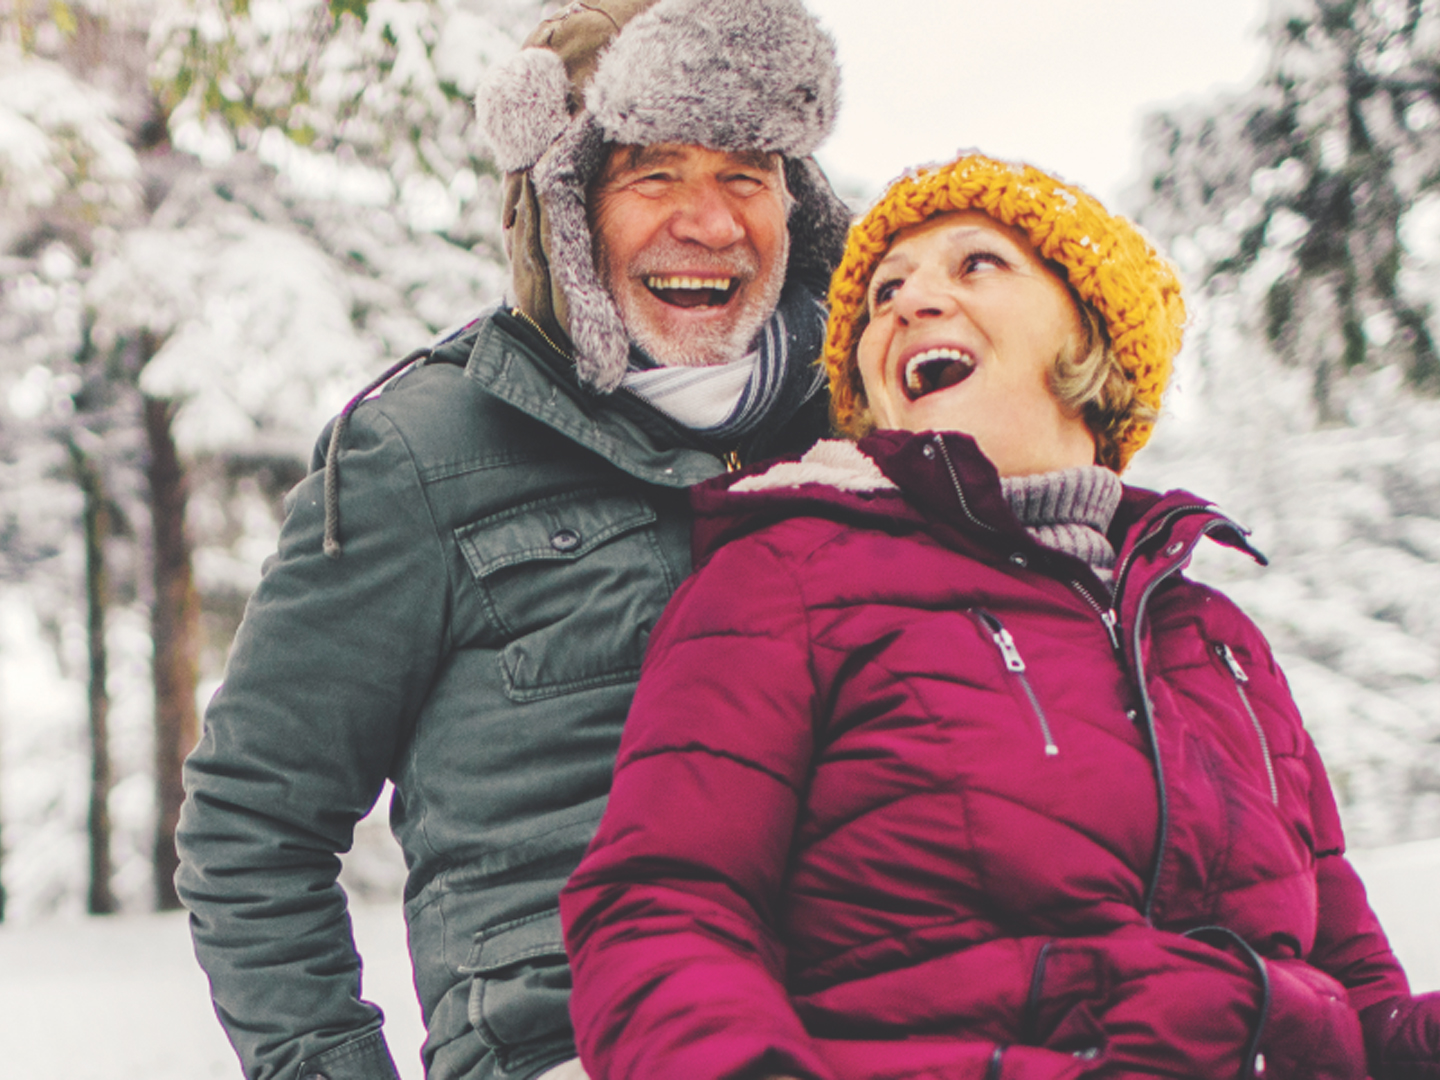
[362,403,463,862]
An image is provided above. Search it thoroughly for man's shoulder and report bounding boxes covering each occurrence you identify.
[349,311,557,456]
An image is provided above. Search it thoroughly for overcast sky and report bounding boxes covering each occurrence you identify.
[808,0,1272,207]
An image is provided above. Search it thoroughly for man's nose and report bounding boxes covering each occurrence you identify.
[668,180,746,249]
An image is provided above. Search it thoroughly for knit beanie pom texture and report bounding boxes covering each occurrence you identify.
[824,154,1186,470]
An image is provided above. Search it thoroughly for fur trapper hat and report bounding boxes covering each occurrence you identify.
[478,0,849,391]
[825,153,1187,471]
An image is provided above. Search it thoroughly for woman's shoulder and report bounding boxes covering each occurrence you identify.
[691,439,924,562]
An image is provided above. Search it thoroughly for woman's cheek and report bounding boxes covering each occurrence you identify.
[856,330,893,426]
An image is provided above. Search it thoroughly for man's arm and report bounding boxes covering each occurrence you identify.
[177,403,452,1080]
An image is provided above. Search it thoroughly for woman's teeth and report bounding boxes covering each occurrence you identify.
[644,275,738,308]
[904,348,975,400]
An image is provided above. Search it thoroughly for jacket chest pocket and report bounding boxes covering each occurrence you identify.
[457,490,677,702]
[969,608,1061,758]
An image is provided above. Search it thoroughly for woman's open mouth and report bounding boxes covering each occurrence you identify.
[644,275,739,309]
[904,348,976,400]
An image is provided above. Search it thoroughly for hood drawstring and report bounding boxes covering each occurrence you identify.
[323,347,432,559]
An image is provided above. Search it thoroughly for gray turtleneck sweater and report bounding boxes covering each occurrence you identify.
[1000,466,1123,584]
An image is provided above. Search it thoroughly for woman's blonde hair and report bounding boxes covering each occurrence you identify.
[825,153,1185,472]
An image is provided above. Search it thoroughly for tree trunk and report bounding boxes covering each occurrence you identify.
[68,440,116,916]
[144,396,199,911]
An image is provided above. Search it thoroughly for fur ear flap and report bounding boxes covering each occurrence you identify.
[477,48,573,174]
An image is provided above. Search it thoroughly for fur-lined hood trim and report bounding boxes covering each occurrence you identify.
[478,0,849,392]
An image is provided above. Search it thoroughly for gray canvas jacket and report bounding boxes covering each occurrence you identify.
[175,308,828,1080]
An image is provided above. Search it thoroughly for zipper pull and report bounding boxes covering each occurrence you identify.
[1218,643,1249,683]
[991,627,1026,673]
[1102,608,1120,649]
[722,449,742,473]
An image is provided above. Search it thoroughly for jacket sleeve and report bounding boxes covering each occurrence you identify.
[176,405,452,1080]
[1300,734,1439,1076]
[560,535,837,1080]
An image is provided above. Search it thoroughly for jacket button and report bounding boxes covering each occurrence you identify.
[922,445,936,458]
[1009,552,1028,567]
[550,528,581,552]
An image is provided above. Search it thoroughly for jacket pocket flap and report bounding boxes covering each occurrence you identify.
[457,491,657,578]
[464,909,565,974]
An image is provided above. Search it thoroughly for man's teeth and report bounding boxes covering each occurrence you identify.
[646,275,734,291]
[904,348,975,400]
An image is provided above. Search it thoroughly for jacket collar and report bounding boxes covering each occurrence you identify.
[463,312,729,490]
[702,429,1267,606]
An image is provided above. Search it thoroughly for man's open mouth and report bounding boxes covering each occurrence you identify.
[644,275,739,309]
[904,348,976,401]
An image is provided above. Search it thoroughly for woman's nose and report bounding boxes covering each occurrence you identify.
[895,273,956,322]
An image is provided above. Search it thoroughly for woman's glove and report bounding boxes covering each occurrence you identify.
[1362,992,1440,1079]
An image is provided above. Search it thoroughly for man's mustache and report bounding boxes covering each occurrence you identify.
[628,239,759,281]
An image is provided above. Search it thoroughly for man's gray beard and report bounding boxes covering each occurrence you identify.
[603,235,790,368]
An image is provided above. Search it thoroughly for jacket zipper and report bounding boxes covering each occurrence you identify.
[510,306,573,361]
[935,436,1120,655]
[1130,516,1237,923]
[1069,580,1121,655]
[1217,644,1279,806]
[933,435,1001,535]
[973,609,1059,757]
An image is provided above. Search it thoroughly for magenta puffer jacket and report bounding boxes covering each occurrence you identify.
[561,431,1419,1080]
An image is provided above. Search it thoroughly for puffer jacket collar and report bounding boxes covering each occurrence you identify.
[694,429,1268,607]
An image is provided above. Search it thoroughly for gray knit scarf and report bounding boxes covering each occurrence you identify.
[619,280,828,441]
[1000,466,1123,583]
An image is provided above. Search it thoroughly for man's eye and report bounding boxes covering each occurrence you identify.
[726,175,765,195]
[628,173,675,195]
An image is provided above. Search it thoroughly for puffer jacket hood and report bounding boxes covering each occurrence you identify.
[477,0,852,391]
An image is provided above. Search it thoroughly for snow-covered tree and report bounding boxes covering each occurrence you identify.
[2,0,537,918]
[0,2,154,918]
[1130,0,1440,846]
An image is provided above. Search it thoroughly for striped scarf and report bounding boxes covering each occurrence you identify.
[620,281,828,440]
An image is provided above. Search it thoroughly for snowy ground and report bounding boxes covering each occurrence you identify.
[0,840,1436,1079]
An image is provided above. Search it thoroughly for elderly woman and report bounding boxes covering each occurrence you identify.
[559,154,1440,1080]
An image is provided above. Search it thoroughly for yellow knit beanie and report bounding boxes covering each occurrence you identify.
[825,153,1186,471]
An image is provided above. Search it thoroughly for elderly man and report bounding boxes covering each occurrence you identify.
[174,1,849,1079]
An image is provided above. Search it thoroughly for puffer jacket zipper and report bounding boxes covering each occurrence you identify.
[973,609,1059,757]
[931,434,1001,535]
[1129,514,1244,923]
[935,434,1123,655]
[1068,579,1121,655]
[1217,644,1279,805]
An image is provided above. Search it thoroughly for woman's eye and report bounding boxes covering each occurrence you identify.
[872,278,901,307]
[963,251,1008,274]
